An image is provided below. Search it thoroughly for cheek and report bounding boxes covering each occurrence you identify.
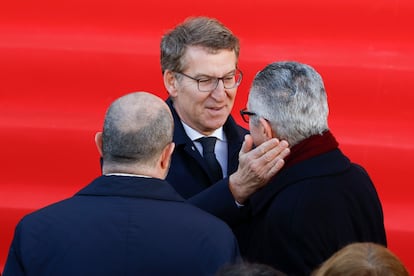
[181,92,211,117]
[227,90,237,102]
[179,87,205,105]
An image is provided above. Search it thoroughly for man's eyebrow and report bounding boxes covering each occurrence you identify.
[194,69,237,78]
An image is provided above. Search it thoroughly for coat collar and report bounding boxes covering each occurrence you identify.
[249,148,351,216]
[76,175,185,203]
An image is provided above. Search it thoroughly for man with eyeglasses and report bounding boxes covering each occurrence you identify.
[160,16,290,225]
[234,61,386,275]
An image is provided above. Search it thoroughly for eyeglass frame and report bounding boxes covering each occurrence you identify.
[240,108,257,123]
[174,68,243,93]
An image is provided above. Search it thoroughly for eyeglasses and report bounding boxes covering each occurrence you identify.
[175,69,243,93]
[240,108,257,123]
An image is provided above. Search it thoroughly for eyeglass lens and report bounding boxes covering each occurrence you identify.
[198,71,242,92]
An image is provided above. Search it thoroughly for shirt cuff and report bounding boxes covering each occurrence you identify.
[235,200,245,208]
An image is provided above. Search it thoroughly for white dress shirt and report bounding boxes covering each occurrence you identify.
[181,121,228,177]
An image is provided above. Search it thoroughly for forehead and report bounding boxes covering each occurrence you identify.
[182,46,238,76]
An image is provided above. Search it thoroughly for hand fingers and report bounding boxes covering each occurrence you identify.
[267,158,285,176]
[240,134,253,154]
[279,147,290,160]
[261,140,289,161]
[260,147,289,180]
[250,138,281,158]
[258,141,289,179]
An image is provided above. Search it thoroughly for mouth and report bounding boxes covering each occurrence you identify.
[206,106,227,119]
[207,107,223,111]
[207,105,224,111]
[206,106,224,114]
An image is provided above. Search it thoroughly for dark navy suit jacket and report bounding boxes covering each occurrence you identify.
[3,175,240,276]
[234,149,387,275]
[166,98,249,225]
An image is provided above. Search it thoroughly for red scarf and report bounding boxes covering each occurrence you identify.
[283,130,339,170]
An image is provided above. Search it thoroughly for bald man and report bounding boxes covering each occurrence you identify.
[3,92,240,276]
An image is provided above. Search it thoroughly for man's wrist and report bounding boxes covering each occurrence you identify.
[229,174,248,204]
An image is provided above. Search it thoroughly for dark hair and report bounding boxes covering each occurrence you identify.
[160,16,240,74]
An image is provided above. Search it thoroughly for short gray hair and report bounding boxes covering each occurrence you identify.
[248,61,329,146]
[102,92,173,167]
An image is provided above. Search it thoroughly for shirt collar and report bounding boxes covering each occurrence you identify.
[181,120,225,142]
[105,173,150,178]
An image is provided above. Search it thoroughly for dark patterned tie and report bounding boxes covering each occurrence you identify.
[197,137,223,182]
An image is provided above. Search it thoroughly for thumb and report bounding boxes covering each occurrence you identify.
[240,134,254,154]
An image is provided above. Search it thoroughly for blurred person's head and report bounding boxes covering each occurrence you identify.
[312,242,409,276]
[216,261,286,276]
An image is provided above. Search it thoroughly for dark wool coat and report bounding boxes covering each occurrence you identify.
[4,176,240,276]
[234,149,387,276]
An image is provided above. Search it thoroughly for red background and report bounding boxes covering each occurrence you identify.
[1,0,413,272]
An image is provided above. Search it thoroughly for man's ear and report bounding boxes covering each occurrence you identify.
[259,118,274,140]
[95,132,103,157]
[160,142,175,170]
[163,70,178,97]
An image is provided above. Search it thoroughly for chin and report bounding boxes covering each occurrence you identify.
[210,118,227,129]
